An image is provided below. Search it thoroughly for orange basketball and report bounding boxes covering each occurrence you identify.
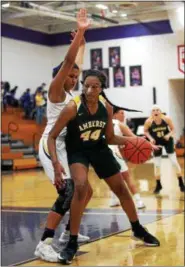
[119,137,152,164]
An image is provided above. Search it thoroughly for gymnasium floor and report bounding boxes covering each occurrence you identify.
[1,158,184,266]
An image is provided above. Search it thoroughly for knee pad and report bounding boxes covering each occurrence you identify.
[51,179,74,216]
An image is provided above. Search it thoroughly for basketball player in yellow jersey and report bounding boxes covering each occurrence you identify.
[48,70,160,264]
[144,105,185,194]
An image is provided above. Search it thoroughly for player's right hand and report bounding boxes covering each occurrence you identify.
[150,138,156,145]
[77,9,91,31]
[53,161,66,190]
[150,144,161,151]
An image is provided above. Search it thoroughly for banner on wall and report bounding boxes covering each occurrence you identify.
[177,45,185,74]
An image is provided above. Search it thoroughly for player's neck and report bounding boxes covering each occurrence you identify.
[65,88,71,94]
[153,116,162,124]
[86,102,98,115]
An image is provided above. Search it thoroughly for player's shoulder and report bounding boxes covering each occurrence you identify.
[99,95,106,106]
[72,95,81,104]
[71,95,81,108]
[145,116,153,125]
[162,115,171,123]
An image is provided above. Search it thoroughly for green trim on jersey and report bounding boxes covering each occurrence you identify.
[65,95,108,154]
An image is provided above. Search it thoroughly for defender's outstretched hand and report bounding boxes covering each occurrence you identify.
[77,8,91,31]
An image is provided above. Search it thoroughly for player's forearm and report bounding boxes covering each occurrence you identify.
[122,125,135,137]
[65,29,85,65]
[106,134,132,145]
[166,131,174,138]
[75,43,85,71]
[144,131,153,141]
[47,135,59,167]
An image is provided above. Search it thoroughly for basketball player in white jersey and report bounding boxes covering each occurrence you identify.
[109,107,145,209]
[34,9,92,262]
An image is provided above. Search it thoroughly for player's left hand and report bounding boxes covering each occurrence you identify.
[150,144,161,151]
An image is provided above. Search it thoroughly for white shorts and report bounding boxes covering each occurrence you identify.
[39,137,71,184]
[113,151,128,173]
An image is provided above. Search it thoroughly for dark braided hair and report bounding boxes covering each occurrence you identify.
[113,106,124,115]
[82,69,107,89]
[81,69,142,113]
[52,61,79,78]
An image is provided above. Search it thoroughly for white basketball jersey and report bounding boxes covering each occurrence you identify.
[42,92,73,143]
[109,119,122,157]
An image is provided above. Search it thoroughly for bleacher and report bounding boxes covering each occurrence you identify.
[1,107,45,171]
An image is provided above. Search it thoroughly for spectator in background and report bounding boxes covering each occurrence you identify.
[10,86,18,96]
[3,82,10,94]
[10,85,19,107]
[35,83,46,94]
[42,90,48,105]
[1,82,4,112]
[35,89,45,124]
[22,89,32,119]
[32,83,46,112]
[3,82,11,111]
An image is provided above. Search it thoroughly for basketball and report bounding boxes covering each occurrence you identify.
[119,137,152,164]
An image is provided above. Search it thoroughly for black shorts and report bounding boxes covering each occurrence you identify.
[154,137,175,157]
[67,145,121,179]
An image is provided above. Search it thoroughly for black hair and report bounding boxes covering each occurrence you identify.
[81,69,142,113]
[113,106,124,115]
[81,69,107,89]
[101,90,142,113]
[52,61,79,78]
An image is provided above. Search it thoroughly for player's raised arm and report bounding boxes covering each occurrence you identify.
[49,9,90,103]
[71,31,86,74]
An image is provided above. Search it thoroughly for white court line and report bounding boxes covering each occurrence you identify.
[1,209,182,216]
